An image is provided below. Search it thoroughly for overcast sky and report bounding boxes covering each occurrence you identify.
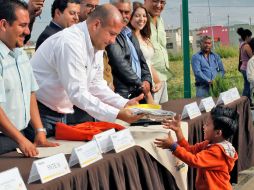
[30,0,254,41]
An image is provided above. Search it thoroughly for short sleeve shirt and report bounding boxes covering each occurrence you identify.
[0,41,38,131]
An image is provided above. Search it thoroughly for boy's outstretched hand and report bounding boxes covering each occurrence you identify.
[154,132,174,149]
[161,114,185,143]
[162,114,182,132]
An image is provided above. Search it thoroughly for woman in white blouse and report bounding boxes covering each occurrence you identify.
[129,2,162,104]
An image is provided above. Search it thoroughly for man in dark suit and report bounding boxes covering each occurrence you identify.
[106,0,152,102]
[35,0,80,50]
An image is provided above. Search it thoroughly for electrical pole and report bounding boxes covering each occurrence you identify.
[227,15,230,28]
[208,0,215,49]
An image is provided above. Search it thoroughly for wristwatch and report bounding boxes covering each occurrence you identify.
[36,128,47,135]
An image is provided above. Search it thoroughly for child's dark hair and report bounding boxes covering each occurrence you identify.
[210,106,239,139]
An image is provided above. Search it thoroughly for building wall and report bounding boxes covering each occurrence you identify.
[165,28,193,55]
[165,24,254,56]
[197,26,229,46]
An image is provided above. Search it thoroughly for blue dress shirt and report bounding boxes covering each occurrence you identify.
[191,51,225,85]
[121,27,141,78]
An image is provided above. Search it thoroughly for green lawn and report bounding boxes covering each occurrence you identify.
[167,56,243,99]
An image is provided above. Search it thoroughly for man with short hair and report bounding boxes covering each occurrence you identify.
[79,0,99,22]
[191,36,225,97]
[106,0,152,102]
[144,0,169,104]
[35,0,80,50]
[30,4,143,138]
[0,0,57,156]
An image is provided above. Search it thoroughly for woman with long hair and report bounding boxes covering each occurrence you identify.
[128,2,162,104]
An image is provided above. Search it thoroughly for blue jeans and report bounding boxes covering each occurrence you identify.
[196,85,210,98]
[241,70,251,100]
[24,101,67,141]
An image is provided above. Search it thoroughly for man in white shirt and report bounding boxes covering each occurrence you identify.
[30,4,143,138]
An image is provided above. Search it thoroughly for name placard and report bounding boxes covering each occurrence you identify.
[199,97,215,112]
[110,128,135,153]
[0,167,27,190]
[216,91,233,105]
[228,87,240,101]
[94,128,115,153]
[28,153,70,184]
[69,140,102,168]
[181,102,201,119]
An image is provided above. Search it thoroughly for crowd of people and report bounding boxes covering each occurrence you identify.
[0,0,242,189]
[0,0,169,158]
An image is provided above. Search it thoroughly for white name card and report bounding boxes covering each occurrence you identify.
[0,167,27,190]
[69,140,102,168]
[28,153,70,184]
[228,87,240,101]
[216,91,233,105]
[181,102,201,119]
[110,128,135,153]
[199,97,215,112]
[94,128,115,153]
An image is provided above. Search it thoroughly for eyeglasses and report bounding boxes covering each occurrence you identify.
[81,3,98,10]
[152,0,166,6]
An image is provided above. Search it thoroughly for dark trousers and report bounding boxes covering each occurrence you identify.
[24,102,94,142]
[0,130,25,155]
[66,106,94,125]
[241,70,251,101]
[24,101,67,141]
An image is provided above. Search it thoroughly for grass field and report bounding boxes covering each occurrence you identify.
[167,56,243,99]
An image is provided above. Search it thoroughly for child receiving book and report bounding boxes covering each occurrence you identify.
[154,106,238,190]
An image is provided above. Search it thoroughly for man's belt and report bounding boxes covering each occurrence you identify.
[195,82,209,87]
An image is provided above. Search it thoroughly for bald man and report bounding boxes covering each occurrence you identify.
[29,4,143,139]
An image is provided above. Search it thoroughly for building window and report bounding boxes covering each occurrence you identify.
[166,43,173,49]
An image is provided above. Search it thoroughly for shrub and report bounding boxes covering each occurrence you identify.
[168,52,183,61]
[215,46,238,58]
[209,74,229,97]
[167,56,243,99]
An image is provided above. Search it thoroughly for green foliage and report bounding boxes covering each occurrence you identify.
[214,46,238,58]
[168,48,194,62]
[209,74,229,97]
[168,52,183,61]
[167,57,243,99]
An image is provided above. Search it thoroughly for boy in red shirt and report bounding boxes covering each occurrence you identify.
[154,106,238,190]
